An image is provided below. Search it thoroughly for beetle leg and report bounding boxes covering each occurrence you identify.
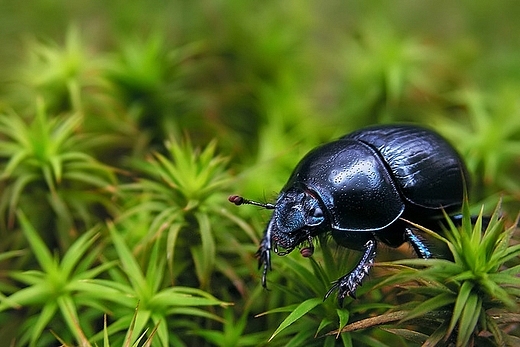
[449,214,492,231]
[325,239,376,306]
[255,230,272,288]
[404,228,432,259]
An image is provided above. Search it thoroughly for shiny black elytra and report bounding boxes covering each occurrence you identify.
[229,124,468,305]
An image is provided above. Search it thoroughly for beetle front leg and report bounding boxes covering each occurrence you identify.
[325,239,377,306]
[255,233,272,288]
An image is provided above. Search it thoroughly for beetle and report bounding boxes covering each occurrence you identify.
[229,124,468,305]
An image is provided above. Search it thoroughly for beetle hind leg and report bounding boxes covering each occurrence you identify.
[325,239,377,306]
[404,228,432,259]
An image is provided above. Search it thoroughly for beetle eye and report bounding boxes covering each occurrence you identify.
[312,207,323,218]
[306,207,324,226]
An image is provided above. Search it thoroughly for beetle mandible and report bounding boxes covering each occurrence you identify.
[229,124,468,305]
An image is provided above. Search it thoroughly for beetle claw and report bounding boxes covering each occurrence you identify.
[325,274,359,305]
[324,239,377,305]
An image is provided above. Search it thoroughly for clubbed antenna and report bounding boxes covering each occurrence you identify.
[228,195,275,209]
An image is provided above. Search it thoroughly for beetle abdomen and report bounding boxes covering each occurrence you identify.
[345,125,467,210]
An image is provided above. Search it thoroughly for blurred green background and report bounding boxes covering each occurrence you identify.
[3,0,519,197]
[0,1,519,346]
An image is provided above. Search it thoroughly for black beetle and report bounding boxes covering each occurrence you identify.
[229,124,468,305]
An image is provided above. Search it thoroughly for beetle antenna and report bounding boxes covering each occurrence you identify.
[228,195,275,209]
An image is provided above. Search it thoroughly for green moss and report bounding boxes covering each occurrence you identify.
[0,1,518,346]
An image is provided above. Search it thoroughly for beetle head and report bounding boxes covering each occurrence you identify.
[228,190,323,288]
[268,187,325,253]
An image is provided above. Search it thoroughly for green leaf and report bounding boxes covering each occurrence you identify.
[381,328,428,344]
[150,313,168,347]
[500,263,520,276]
[145,234,164,294]
[76,258,117,282]
[148,289,227,308]
[448,270,476,283]
[17,210,56,275]
[109,223,148,298]
[57,294,88,345]
[168,307,224,322]
[67,280,136,308]
[125,307,152,347]
[423,319,451,347]
[31,300,58,346]
[448,280,474,337]
[103,315,109,347]
[457,293,481,347]
[268,298,322,341]
[316,317,334,336]
[284,255,323,295]
[402,292,455,322]
[285,327,319,347]
[336,308,350,337]
[60,228,99,279]
[0,249,25,263]
[194,211,215,288]
[485,314,506,347]
[491,243,520,265]
[0,149,30,179]
[481,276,518,308]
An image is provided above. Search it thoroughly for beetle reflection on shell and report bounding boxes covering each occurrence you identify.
[229,124,468,305]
